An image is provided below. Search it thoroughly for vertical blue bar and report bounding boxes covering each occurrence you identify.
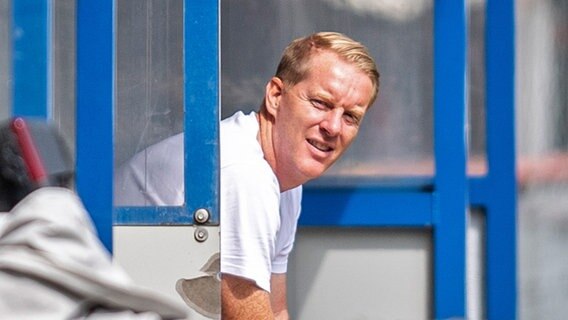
[485,0,517,318]
[184,0,220,224]
[76,0,113,251]
[434,0,467,318]
[12,0,48,118]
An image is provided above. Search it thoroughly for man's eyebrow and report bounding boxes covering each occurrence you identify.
[310,89,333,100]
[350,108,365,119]
[310,89,368,114]
[310,90,334,103]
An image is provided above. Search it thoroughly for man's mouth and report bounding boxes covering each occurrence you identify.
[307,139,333,152]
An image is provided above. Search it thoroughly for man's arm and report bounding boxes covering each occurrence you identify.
[270,273,290,320]
[221,274,274,320]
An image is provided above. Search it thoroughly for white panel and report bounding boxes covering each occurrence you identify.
[467,209,486,320]
[288,228,432,320]
[113,226,220,320]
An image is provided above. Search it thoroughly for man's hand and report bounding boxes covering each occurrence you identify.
[221,274,274,320]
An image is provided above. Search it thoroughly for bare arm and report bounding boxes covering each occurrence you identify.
[270,273,290,320]
[221,274,274,320]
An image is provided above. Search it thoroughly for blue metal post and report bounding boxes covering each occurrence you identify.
[12,0,48,118]
[433,0,468,318]
[76,0,113,251]
[485,0,517,318]
[184,0,220,224]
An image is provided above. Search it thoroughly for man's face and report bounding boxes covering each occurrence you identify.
[268,51,374,186]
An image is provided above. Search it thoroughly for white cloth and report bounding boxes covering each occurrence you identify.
[0,187,188,319]
[115,133,185,206]
[114,111,302,292]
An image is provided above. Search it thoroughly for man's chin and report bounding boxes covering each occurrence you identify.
[299,164,330,181]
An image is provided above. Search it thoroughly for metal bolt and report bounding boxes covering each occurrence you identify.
[194,208,210,224]
[194,227,208,242]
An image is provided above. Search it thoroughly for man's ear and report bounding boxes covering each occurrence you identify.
[264,77,284,117]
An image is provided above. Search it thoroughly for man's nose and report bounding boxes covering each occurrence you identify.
[320,110,342,137]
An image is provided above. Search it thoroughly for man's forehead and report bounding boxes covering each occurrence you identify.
[302,61,374,108]
[303,50,340,69]
[307,51,372,86]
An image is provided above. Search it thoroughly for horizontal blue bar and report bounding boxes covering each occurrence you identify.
[307,176,434,190]
[114,206,194,225]
[300,187,433,227]
[113,175,493,226]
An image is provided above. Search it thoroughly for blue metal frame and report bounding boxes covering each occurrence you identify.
[10,0,516,317]
[12,0,48,118]
[114,0,220,226]
[76,0,114,251]
[301,0,516,319]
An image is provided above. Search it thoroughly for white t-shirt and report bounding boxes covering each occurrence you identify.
[114,111,302,292]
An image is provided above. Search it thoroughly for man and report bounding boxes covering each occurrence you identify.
[115,31,379,319]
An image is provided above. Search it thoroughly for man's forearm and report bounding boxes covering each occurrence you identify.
[221,274,274,319]
[270,273,289,320]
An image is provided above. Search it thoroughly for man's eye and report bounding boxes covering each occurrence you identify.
[311,99,328,109]
[344,113,360,126]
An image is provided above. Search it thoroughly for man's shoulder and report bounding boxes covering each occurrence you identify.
[220,111,263,167]
[220,110,258,136]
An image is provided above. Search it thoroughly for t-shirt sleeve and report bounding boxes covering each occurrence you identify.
[220,163,281,293]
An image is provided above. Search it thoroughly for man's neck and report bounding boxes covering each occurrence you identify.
[256,110,304,192]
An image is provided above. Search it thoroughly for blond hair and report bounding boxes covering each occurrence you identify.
[275,32,380,106]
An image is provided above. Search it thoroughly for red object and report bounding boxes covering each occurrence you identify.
[11,117,47,184]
